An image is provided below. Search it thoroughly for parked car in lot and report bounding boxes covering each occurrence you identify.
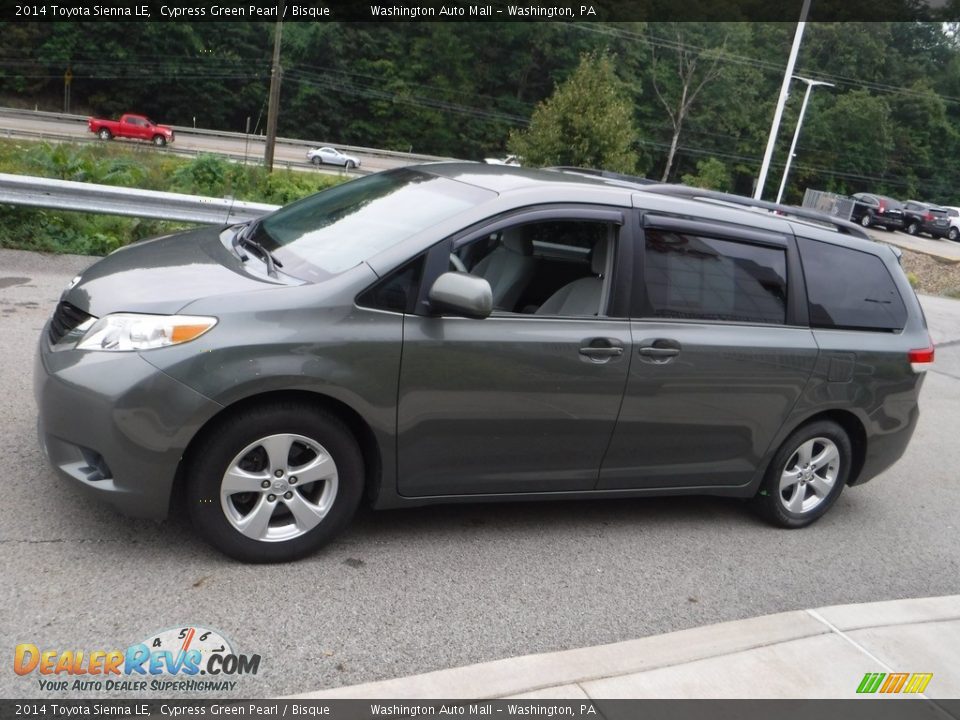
[942,206,960,242]
[87,113,175,146]
[306,146,360,169]
[849,193,905,231]
[483,154,522,166]
[902,200,951,238]
[35,165,933,562]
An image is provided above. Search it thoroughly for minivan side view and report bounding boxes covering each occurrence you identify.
[35,165,934,562]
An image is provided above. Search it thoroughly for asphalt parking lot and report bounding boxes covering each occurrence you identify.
[2,247,959,700]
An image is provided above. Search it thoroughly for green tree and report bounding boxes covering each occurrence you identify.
[507,52,639,173]
[681,157,731,191]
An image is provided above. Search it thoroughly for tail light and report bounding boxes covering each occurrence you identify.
[909,344,935,373]
[878,201,886,212]
[924,212,934,222]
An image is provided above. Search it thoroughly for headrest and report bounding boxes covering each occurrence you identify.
[501,229,533,256]
[591,239,608,275]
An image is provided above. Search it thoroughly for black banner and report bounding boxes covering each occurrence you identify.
[1,700,959,720]
[1,0,955,23]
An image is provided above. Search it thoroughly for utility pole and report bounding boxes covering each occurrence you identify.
[775,77,835,204]
[754,0,811,200]
[264,8,285,172]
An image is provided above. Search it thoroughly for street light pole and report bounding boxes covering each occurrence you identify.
[754,0,811,200]
[775,77,835,204]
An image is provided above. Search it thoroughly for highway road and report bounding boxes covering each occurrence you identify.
[0,108,442,174]
[1,247,959,699]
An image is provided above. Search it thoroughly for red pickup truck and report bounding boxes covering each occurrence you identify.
[88,114,175,146]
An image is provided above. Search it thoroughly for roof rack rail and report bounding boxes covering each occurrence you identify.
[545,166,657,187]
[638,184,871,239]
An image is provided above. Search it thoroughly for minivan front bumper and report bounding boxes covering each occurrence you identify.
[34,329,222,520]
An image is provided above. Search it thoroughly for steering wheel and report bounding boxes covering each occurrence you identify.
[449,253,467,273]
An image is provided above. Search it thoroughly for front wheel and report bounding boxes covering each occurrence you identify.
[152,135,166,147]
[97,128,112,140]
[753,420,852,529]
[906,221,920,235]
[346,160,356,170]
[949,227,959,242]
[186,403,364,563]
[860,212,872,228]
[311,156,322,166]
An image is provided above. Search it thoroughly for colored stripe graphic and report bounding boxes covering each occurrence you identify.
[903,673,933,694]
[857,673,886,694]
[857,672,933,694]
[880,673,909,693]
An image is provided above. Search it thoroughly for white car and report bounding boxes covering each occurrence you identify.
[307,146,361,169]
[943,206,960,242]
[483,154,521,166]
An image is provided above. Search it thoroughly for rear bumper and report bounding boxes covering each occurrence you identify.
[874,215,905,229]
[34,330,221,520]
[851,401,920,486]
[924,225,950,238]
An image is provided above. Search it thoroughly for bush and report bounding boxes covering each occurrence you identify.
[0,139,348,255]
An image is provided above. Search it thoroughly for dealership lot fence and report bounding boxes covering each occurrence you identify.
[802,188,854,222]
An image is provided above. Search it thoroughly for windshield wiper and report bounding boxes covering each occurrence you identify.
[231,221,283,278]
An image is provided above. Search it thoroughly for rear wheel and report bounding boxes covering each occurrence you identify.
[186,403,364,563]
[97,128,112,140]
[949,227,959,242]
[753,420,852,529]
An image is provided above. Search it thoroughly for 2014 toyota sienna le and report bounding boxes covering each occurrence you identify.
[35,164,934,562]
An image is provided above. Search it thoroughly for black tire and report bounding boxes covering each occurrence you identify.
[346,160,356,170]
[752,420,852,529]
[185,402,364,563]
[152,135,166,147]
[860,212,872,228]
[97,128,112,141]
[906,221,920,235]
[949,227,959,242]
[312,156,322,166]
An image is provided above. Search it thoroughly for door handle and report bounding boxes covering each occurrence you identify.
[580,346,624,358]
[579,338,625,361]
[638,339,681,361]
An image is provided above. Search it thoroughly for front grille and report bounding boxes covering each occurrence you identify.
[48,301,93,345]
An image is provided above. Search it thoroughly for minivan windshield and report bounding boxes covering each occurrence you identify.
[252,168,494,282]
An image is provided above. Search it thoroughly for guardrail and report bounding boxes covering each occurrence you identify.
[0,106,451,164]
[0,172,279,225]
[0,123,360,176]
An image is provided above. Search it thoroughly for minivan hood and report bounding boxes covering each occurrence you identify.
[62,226,280,317]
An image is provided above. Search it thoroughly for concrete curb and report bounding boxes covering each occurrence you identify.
[291,595,960,700]
[873,231,960,264]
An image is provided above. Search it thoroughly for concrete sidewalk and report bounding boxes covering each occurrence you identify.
[292,595,960,699]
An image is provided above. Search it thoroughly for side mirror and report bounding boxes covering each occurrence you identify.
[428,272,492,319]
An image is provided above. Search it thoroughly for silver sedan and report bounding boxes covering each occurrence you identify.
[306,146,361,169]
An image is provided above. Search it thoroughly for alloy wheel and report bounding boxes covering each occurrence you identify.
[778,437,840,515]
[220,433,338,542]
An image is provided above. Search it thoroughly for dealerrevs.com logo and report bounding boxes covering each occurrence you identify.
[14,626,261,693]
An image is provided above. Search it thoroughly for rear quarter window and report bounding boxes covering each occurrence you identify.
[800,239,907,332]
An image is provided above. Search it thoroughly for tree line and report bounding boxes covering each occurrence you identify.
[2,21,959,203]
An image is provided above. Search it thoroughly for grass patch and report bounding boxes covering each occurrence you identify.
[0,139,347,255]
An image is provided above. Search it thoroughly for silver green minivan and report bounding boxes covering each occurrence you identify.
[35,164,934,562]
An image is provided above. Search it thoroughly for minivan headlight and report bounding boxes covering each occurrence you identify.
[76,314,217,352]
